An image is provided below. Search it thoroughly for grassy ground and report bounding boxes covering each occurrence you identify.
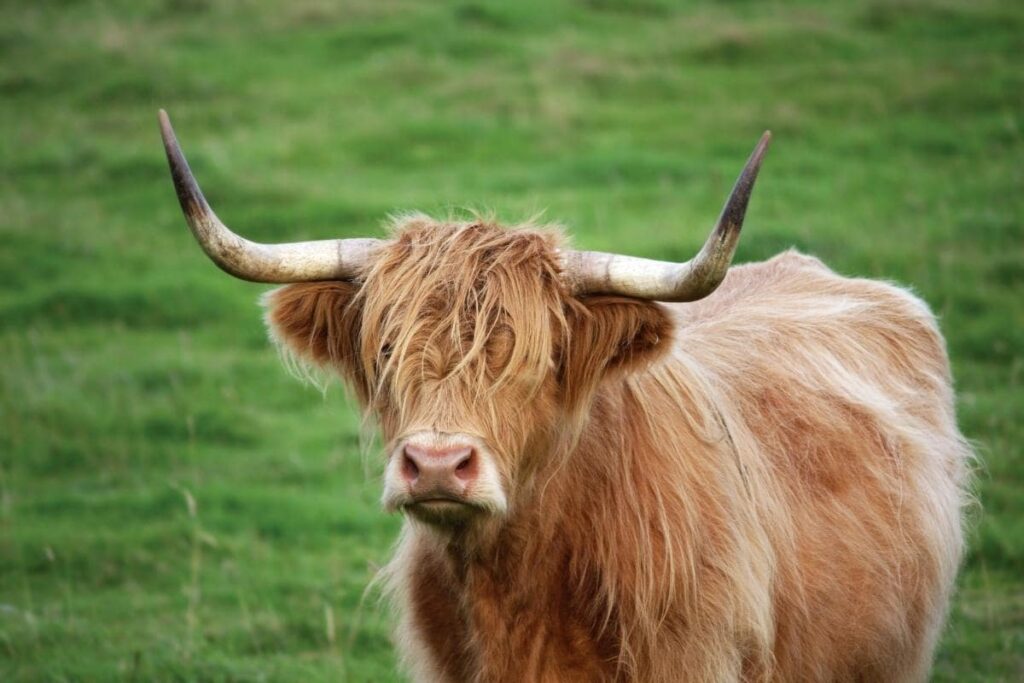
[1,0,1021,680]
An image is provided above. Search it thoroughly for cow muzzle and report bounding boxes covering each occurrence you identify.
[383,432,507,526]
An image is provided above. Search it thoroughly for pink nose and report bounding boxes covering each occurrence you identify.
[401,443,478,494]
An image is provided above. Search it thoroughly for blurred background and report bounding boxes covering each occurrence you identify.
[1,0,1021,680]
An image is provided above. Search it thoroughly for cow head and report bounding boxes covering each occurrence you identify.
[264,218,680,527]
[157,110,769,531]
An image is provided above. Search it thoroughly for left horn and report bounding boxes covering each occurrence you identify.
[563,131,771,302]
[158,109,381,283]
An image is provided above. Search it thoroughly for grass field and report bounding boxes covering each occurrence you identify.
[1,0,1022,680]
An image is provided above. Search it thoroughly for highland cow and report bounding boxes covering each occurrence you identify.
[159,110,971,682]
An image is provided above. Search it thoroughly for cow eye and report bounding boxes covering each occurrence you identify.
[365,345,391,387]
[375,343,394,374]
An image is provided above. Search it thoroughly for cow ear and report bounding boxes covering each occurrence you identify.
[263,282,361,369]
[561,296,673,404]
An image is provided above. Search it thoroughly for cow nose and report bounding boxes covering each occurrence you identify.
[401,443,477,492]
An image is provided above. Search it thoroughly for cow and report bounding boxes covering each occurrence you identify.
[158,110,971,682]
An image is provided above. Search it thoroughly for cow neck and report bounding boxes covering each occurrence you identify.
[430,390,636,678]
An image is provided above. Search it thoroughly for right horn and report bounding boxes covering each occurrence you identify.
[159,109,381,283]
[563,131,771,302]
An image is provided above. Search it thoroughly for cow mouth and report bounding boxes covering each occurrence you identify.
[403,496,483,525]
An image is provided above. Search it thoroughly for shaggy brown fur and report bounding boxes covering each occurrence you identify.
[266,216,971,682]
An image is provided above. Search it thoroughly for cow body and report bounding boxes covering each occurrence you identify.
[387,250,967,682]
[267,221,970,683]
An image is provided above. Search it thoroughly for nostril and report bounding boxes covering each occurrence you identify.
[453,450,477,482]
[401,452,420,482]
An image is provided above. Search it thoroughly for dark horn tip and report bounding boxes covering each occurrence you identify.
[158,108,170,133]
[750,130,772,164]
[157,109,210,221]
[739,130,772,187]
[714,130,773,239]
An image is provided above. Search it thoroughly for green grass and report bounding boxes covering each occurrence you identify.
[1,0,1022,680]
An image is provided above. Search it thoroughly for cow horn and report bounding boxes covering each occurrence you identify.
[564,131,771,302]
[158,110,381,283]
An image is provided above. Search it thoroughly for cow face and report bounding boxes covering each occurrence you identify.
[267,217,672,530]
